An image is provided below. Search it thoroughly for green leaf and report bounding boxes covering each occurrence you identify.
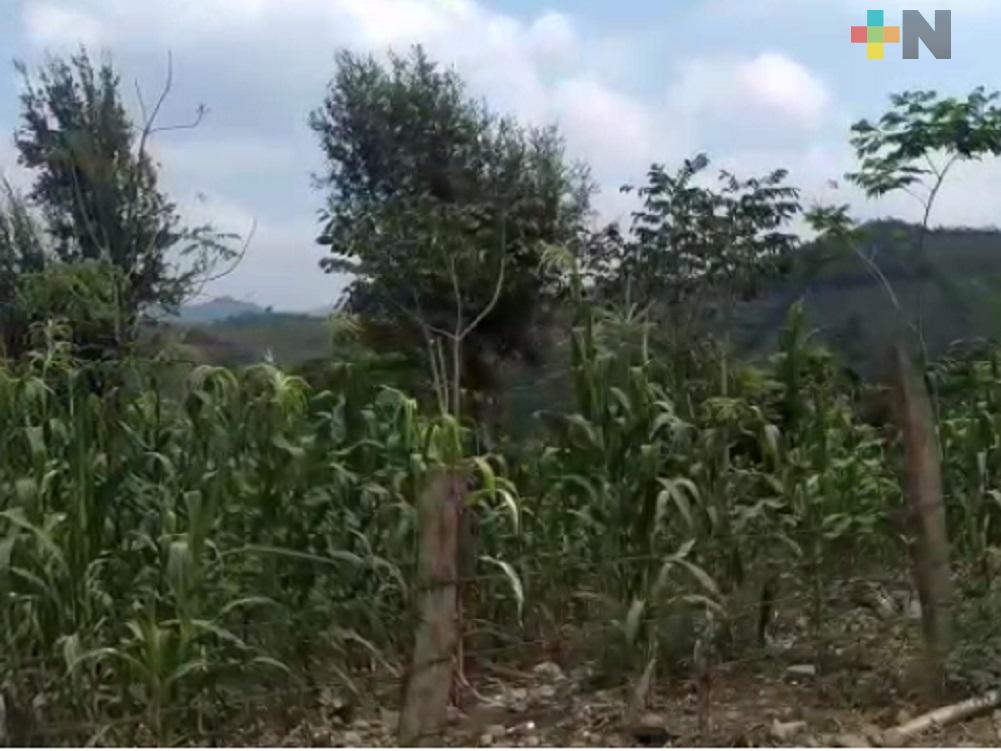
[481,556,524,624]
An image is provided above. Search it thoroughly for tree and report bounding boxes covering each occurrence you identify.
[847,88,1001,354]
[310,46,593,420]
[840,88,1001,688]
[600,154,800,349]
[0,181,47,356]
[13,49,238,346]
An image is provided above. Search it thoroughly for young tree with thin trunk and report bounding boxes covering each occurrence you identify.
[837,88,1001,684]
[847,88,1001,358]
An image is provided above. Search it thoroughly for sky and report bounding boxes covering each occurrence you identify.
[0,0,998,311]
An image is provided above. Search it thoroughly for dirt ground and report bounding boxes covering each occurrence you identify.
[248,597,1001,748]
[252,660,1001,747]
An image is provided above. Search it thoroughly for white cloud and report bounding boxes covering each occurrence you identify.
[670,52,831,129]
[738,54,830,127]
[552,78,661,178]
[702,0,999,18]
[526,12,578,67]
[0,143,31,192]
[23,2,106,49]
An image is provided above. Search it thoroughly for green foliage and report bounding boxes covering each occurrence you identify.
[931,343,1001,572]
[847,88,1001,199]
[847,89,1001,352]
[599,154,800,345]
[15,261,130,360]
[8,62,1001,745]
[14,50,237,325]
[0,181,47,356]
[498,295,900,677]
[311,46,593,386]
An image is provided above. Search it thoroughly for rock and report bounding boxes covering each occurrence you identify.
[786,664,818,680]
[533,661,566,682]
[479,733,493,746]
[486,724,507,738]
[906,598,922,620]
[832,733,870,747]
[341,730,364,746]
[525,736,540,747]
[628,713,674,746]
[534,684,557,700]
[861,723,885,745]
[770,720,807,742]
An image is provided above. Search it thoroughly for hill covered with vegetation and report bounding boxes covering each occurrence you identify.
[738,221,1001,374]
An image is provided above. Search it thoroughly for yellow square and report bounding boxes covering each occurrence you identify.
[867,42,884,59]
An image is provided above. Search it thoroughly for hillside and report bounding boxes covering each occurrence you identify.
[177,311,332,366]
[736,221,1001,374]
[167,222,1001,377]
[167,296,269,324]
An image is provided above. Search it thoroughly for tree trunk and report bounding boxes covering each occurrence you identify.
[890,341,953,688]
[398,468,464,746]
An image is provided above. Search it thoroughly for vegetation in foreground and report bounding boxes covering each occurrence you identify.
[2,46,1001,746]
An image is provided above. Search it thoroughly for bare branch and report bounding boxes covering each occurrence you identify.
[853,243,923,346]
[181,217,257,305]
[460,220,508,340]
[385,293,454,341]
[460,256,505,340]
[148,105,208,136]
[449,256,463,338]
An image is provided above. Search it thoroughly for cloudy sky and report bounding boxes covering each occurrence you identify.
[0,0,996,310]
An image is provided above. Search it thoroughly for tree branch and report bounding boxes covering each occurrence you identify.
[181,217,257,305]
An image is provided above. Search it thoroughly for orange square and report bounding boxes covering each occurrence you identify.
[884,25,900,43]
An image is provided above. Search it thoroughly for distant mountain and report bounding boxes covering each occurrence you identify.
[168,297,268,324]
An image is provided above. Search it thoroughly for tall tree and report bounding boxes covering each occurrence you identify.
[13,49,237,338]
[310,46,593,418]
[599,154,800,349]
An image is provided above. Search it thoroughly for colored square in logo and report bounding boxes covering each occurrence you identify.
[884,25,900,43]
[867,9,884,26]
[851,25,868,43]
[868,42,885,59]
[868,26,884,42]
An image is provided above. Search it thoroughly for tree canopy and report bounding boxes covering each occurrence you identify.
[310,47,594,377]
[589,154,801,345]
[14,50,235,323]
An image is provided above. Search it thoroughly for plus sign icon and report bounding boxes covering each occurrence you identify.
[851,10,900,59]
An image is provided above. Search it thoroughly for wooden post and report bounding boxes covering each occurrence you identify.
[398,468,464,747]
[891,342,954,688]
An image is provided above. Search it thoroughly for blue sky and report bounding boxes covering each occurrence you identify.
[0,0,997,310]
